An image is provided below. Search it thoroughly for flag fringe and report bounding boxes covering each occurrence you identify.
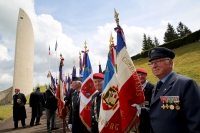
[79,114,91,131]
[124,111,139,133]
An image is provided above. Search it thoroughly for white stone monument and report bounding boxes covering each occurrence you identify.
[12,8,34,96]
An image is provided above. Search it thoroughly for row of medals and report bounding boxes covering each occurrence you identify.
[160,96,180,110]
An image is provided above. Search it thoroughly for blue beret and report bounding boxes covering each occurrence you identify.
[148,47,175,62]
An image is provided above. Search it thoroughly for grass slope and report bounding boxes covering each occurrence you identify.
[134,41,200,85]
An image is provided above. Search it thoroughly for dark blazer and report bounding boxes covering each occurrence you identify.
[90,92,101,133]
[13,93,27,121]
[143,82,154,107]
[68,91,88,133]
[29,90,45,117]
[150,72,200,133]
[45,88,57,112]
[65,89,74,109]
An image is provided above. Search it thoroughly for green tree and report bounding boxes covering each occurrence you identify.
[177,22,192,38]
[164,23,178,42]
[142,33,149,51]
[154,37,160,47]
[147,36,154,48]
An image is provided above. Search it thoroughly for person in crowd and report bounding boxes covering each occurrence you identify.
[135,47,200,133]
[90,73,104,133]
[12,88,27,129]
[136,68,154,133]
[45,86,59,133]
[68,77,89,133]
[29,87,45,126]
[136,68,154,108]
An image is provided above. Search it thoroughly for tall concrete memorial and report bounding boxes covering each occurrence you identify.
[12,8,34,96]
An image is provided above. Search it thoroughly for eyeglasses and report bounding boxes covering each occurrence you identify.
[148,58,170,67]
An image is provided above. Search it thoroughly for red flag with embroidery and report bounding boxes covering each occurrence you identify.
[80,49,96,131]
[114,25,145,132]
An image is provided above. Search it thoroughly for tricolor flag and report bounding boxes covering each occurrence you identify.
[99,62,102,73]
[114,25,145,132]
[56,56,66,120]
[110,44,117,66]
[48,45,50,55]
[50,72,56,91]
[55,41,58,51]
[71,66,76,78]
[79,52,83,77]
[80,51,96,131]
[98,55,122,133]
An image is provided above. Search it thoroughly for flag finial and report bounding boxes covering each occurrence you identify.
[84,40,87,51]
[79,50,81,56]
[109,32,114,51]
[114,8,119,26]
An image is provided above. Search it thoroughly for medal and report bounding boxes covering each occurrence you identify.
[169,105,174,110]
[174,96,180,110]
[160,96,166,109]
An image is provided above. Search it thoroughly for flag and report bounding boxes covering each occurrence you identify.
[79,53,83,77]
[80,51,96,131]
[110,44,117,66]
[114,25,145,132]
[48,45,50,55]
[50,73,56,91]
[98,55,122,133]
[56,56,67,120]
[71,66,76,78]
[99,62,102,73]
[67,74,71,93]
[55,41,58,51]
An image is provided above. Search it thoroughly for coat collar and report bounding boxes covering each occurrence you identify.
[151,72,177,105]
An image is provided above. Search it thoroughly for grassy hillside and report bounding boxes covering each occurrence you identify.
[134,41,200,86]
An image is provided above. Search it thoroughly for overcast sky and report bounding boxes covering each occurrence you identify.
[0,0,200,91]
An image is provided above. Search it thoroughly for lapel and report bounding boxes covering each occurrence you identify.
[151,72,176,105]
[144,82,149,95]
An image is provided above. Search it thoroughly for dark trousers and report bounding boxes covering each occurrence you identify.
[14,119,25,128]
[30,116,40,126]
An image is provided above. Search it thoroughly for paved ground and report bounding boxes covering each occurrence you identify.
[0,108,72,133]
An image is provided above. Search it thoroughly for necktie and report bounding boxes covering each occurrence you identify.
[154,81,163,97]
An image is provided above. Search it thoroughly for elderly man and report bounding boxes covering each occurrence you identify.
[90,73,104,133]
[12,88,27,129]
[136,68,154,108]
[146,47,200,133]
[68,77,89,133]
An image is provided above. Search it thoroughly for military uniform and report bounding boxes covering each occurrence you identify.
[147,47,200,133]
[90,92,101,133]
[143,82,154,107]
[68,91,88,133]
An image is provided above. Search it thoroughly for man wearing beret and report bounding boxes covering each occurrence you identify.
[136,68,154,133]
[68,77,89,133]
[140,47,200,133]
[90,73,104,133]
[12,88,27,129]
[136,68,154,108]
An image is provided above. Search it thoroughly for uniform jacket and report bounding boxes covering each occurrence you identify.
[90,92,101,133]
[143,82,154,108]
[65,89,74,108]
[13,93,27,121]
[150,72,200,133]
[29,90,45,117]
[68,91,89,133]
[45,88,58,112]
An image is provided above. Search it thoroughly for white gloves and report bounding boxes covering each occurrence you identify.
[68,124,72,131]
[131,104,141,115]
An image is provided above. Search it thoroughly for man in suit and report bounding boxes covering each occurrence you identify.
[146,47,200,133]
[12,88,27,129]
[29,87,45,126]
[90,73,104,133]
[136,68,154,133]
[68,77,88,133]
[45,86,59,133]
[136,68,154,108]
